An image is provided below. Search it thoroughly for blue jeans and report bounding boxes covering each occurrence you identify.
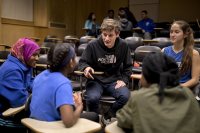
[85,80,130,116]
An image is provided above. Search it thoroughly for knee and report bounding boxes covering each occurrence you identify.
[120,94,129,103]
[118,89,130,103]
[86,94,100,104]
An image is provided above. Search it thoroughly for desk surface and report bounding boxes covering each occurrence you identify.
[132,27,142,31]
[21,118,101,133]
[195,40,200,44]
[74,71,104,75]
[36,64,48,68]
[0,44,11,48]
[154,28,164,30]
[30,37,40,42]
[48,38,62,41]
[142,40,158,43]
[64,36,80,42]
[130,74,142,79]
[105,121,125,133]
[0,59,6,63]
[2,105,25,117]
[65,38,80,41]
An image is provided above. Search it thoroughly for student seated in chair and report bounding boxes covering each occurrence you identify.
[162,20,200,94]
[78,19,132,125]
[0,38,40,132]
[116,52,200,133]
[30,43,99,128]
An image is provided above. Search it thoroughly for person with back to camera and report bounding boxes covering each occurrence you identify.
[78,18,132,125]
[30,43,99,128]
[118,10,133,39]
[162,20,200,95]
[136,10,155,39]
[116,52,200,133]
[123,7,137,28]
[0,38,40,132]
[118,11,133,31]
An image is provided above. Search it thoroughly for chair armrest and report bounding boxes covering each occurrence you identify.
[2,105,25,117]
[74,70,104,75]
[130,74,142,80]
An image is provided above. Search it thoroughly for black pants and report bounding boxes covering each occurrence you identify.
[80,112,99,123]
[0,110,28,133]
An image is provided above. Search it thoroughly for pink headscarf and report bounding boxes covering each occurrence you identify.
[11,38,40,63]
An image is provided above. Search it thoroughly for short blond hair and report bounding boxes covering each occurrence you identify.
[100,19,120,33]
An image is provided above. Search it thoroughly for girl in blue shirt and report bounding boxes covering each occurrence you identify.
[162,20,200,92]
[30,43,98,127]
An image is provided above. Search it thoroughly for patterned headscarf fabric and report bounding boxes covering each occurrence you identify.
[11,38,40,64]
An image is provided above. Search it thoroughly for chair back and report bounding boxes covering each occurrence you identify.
[77,43,88,56]
[119,31,133,39]
[44,35,58,43]
[134,46,161,63]
[125,36,143,52]
[194,38,200,48]
[151,37,172,49]
[40,42,56,54]
[37,54,48,64]
[158,30,170,38]
[0,51,10,65]
[0,51,10,59]
[64,36,79,43]
[25,94,32,117]
[79,36,96,44]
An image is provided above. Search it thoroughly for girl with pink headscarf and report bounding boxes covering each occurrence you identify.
[0,38,40,132]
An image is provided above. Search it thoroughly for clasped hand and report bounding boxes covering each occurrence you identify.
[84,67,94,79]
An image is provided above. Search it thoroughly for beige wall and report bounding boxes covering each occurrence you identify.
[1,0,199,46]
[0,0,128,46]
[129,0,159,22]
[129,0,200,22]
[159,0,200,22]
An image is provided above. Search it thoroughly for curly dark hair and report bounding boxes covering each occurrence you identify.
[47,43,75,72]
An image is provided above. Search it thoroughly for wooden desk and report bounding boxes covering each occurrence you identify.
[48,38,62,42]
[130,74,142,90]
[36,64,48,69]
[154,28,163,30]
[2,105,25,117]
[142,40,158,45]
[132,28,143,34]
[82,28,90,31]
[154,28,164,37]
[131,74,142,80]
[30,37,40,42]
[40,47,50,54]
[0,44,11,50]
[74,70,104,75]
[21,118,101,133]
[65,38,79,42]
[194,40,200,44]
[105,121,125,133]
[132,27,142,32]
[64,36,80,43]
[0,59,6,63]
[74,70,104,94]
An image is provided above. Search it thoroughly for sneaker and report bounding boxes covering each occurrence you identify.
[101,116,117,127]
